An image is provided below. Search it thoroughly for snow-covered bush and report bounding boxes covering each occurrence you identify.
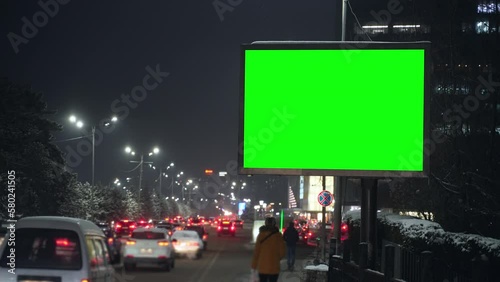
[343,210,500,274]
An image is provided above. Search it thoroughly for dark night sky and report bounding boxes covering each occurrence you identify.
[2,0,338,185]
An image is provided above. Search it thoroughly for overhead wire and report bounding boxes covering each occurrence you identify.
[347,0,373,41]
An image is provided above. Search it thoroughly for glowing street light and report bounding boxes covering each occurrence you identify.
[125,145,160,209]
[68,114,118,186]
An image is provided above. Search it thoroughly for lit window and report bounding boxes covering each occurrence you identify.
[476,21,490,34]
[477,3,500,14]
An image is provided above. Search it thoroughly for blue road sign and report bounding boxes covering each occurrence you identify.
[317,190,333,207]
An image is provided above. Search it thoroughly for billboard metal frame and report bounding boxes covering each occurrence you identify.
[238,41,431,178]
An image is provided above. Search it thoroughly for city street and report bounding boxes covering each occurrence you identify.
[119,223,316,282]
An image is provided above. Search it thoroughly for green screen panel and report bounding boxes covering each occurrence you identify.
[239,43,428,177]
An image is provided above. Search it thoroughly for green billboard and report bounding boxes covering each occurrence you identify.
[238,42,430,177]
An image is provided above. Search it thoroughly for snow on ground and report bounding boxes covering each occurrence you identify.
[305,264,329,271]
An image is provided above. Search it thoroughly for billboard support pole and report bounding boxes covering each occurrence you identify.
[333,176,344,254]
[322,176,327,262]
[369,179,378,269]
[360,178,378,268]
[331,0,349,260]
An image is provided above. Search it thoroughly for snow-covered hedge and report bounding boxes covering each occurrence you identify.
[343,210,500,266]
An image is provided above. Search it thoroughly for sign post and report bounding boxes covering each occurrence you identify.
[318,183,334,261]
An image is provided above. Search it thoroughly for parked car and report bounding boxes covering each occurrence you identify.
[123,227,175,271]
[171,230,203,259]
[0,216,119,281]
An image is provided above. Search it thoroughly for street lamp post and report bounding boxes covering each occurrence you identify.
[171,175,175,198]
[138,154,144,201]
[179,172,184,201]
[172,171,183,198]
[158,162,174,199]
[69,115,117,186]
[126,146,159,210]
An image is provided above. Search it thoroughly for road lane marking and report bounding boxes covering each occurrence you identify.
[192,250,221,282]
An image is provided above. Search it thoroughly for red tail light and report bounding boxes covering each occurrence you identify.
[341,223,348,232]
[202,234,208,240]
[130,225,136,229]
[158,255,167,259]
[231,226,235,231]
[217,226,221,230]
[55,239,69,246]
[115,224,122,229]
[308,232,312,236]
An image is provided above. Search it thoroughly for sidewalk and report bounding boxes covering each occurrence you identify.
[243,242,321,281]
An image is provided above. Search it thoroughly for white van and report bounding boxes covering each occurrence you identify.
[0,216,119,282]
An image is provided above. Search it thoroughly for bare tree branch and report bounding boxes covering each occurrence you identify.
[432,173,461,194]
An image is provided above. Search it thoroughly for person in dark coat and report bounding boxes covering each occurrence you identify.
[251,217,286,282]
[283,221,299,271]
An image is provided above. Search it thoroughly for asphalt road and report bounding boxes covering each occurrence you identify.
[115,223,318,282]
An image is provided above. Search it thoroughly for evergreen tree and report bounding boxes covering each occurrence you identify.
[0,79,75,217]
[150,189,162,219]
[125,190,139,219]
[100,186,128,222]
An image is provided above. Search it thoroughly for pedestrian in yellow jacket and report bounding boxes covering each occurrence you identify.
[251,217,286,282]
